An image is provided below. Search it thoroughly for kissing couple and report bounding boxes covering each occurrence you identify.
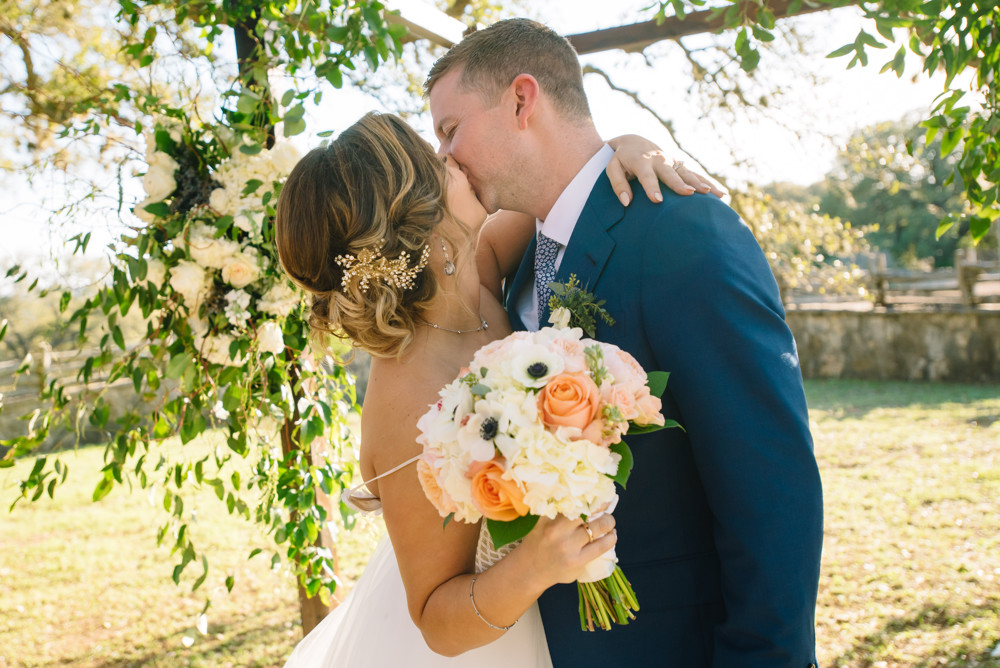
[278,18,823,668]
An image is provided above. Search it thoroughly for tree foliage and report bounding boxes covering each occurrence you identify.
[732,187,868,299]
[828,0,998,242]
[812,119,978,267]
[651,0,998,243]
[583,3,869,299]
[1,0,404,614]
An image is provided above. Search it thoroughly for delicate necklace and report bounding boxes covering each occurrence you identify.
[424,316,489,334]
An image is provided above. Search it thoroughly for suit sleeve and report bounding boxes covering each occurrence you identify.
[639,194,824,667]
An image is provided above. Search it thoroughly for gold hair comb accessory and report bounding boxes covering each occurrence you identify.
[335,240,431,293]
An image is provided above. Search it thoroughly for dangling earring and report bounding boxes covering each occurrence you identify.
[441,237,456,276]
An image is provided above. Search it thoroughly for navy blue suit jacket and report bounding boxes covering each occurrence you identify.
[505,175,823,667]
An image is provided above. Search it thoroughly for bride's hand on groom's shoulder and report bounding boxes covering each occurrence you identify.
[517,514,617,586]
[606,134,725,205]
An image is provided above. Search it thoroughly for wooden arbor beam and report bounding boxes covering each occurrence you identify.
[384,0,467,48]
[566,0,857,55]
[379,0,859,55]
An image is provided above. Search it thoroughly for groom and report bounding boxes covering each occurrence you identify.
[426,18,823,668]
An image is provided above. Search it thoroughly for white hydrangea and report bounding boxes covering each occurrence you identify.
[207,142,292,218]
[224,290,252,328]
[209,187,233,214]
[188,316,243,366]
[508,424,619,519]
[258,282,301,318]
[200,332,243,366]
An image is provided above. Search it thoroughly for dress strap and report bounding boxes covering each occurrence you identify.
[340,454,422,513]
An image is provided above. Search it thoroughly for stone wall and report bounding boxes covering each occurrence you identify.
[786,310,1000,383]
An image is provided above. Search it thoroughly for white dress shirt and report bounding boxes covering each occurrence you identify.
[516,144,614,331]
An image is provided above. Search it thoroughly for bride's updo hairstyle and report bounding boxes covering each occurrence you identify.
[276,112,450,358]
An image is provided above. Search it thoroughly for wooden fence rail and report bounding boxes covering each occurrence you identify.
[868,249,999,307]
[0,345,142,449]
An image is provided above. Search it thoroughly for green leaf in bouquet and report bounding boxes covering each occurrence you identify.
[646,370,669,398]
[609,441,633,489]
[487,514,539,549]
[627,418,685,435]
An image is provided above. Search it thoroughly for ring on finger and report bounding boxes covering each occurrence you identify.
[583,522,595,542]
[672,160,685,170]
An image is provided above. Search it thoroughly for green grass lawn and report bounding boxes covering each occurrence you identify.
[1,379,998,667]
[808,380,1000,667]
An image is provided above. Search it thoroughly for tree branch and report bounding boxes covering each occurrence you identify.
[582,64,729,191]
[445,0,472,19]
[567,0,858,55]
[1,26,40,101]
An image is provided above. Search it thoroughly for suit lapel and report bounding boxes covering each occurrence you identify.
[553,174,623,302]
[504,174,624,330]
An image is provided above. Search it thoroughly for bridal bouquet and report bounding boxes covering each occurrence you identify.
[415,311,676,631]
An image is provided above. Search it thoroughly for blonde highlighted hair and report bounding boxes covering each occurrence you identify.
[275,112,454,358]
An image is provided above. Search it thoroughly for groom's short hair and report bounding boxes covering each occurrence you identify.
[424,18,591,120]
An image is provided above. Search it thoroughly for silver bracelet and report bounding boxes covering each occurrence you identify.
[469,576,517,631]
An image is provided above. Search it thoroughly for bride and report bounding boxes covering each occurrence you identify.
[274,112,713,666]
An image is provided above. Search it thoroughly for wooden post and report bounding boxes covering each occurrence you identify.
[280,410,338,635]
[869,252,888,307]
[955,248,981,307]
[229,5,337,635]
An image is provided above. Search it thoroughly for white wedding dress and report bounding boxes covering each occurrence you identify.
[282,457,553,668]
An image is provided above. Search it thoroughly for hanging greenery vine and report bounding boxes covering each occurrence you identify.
[2,0,406,610]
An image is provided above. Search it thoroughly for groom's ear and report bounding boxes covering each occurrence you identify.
[509,73,539,130]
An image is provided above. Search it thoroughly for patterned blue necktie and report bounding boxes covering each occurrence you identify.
[534,232,561,325]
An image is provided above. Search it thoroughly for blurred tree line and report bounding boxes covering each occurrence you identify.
[766,118,998,270]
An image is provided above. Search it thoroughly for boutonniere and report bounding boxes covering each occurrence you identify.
[546,274,615,337]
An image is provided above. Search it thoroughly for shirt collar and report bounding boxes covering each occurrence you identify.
[536,144,614,244]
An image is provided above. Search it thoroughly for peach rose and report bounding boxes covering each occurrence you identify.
[468,459,528,521]
[633,386,665,427]
[417,458,457,517]
[221,253,260,289]
[537,373,601,432]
